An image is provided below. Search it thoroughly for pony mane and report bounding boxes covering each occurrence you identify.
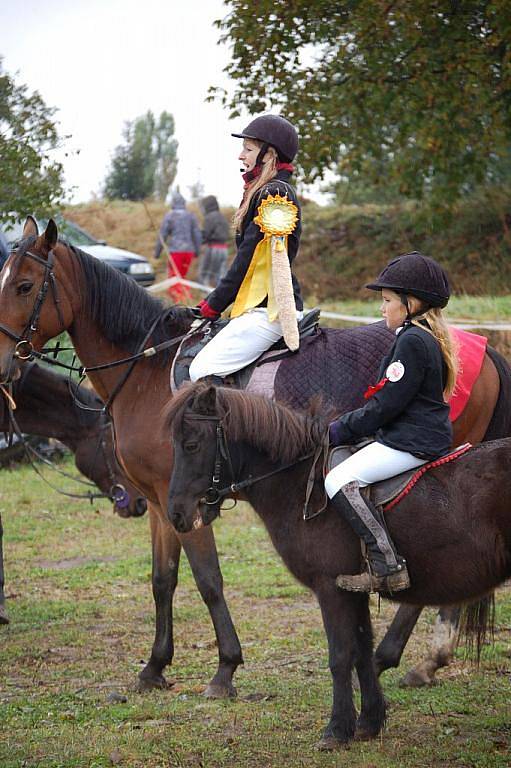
[167,382,327,464]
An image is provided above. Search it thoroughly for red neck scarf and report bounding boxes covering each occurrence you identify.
[242,162,295,188]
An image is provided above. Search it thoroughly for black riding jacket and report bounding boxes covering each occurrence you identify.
[205,169,303,314]
[329,323,452,460]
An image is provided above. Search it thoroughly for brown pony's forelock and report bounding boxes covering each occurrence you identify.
[166,382,328,464]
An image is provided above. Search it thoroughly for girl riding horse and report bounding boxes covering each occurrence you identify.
[190,114,304,381]
[326,252,458,593]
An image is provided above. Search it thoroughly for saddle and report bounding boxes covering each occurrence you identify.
[327,442,472,512]
[171,308,321,393]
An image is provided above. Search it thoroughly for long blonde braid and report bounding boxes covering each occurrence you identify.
[233,144,279,232]
[412,308,459,398]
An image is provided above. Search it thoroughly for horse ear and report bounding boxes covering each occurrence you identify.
[22,215,39,239]
[44,218,58,248]
[194,385,217,415]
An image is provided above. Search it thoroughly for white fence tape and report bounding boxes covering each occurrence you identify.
[146,276,511,332]
[147,276,213,294]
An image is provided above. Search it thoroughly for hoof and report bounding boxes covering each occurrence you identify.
[137,673,169,692]
[0,605,9,625]
[354,724,380,741]
[400,668,434,688]
[316,736,350,751]
[203,683,237,699]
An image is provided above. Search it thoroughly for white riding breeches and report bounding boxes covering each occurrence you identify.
[189,307,303,381]
[324,441,427,498]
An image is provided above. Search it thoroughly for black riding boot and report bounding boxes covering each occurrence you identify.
[331,481,410,593]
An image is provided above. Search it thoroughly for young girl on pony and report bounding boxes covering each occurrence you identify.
[189,114,303,382]
[326,252,458,593]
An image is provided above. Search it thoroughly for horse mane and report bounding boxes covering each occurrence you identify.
[67,243,192,362]
[14,236,191,365]
[167,382,328,464]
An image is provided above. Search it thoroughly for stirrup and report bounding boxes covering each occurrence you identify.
[335,565,411,594]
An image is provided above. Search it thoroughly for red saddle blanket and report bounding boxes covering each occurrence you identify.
[447,328,488,421]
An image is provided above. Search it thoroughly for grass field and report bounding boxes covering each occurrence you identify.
[0,460,510,767]
[312,296,511,323]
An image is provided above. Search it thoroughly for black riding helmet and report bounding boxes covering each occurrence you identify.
[366,252,450,309]
[232,114,299,163]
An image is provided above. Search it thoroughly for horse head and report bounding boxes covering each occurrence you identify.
[73,416,148,518]
[167,383,224,533]
[0,217,74,383]
[167,381,326,534]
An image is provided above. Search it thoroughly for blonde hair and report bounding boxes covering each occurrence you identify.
[410,304,459,398]
[233,143,279,232]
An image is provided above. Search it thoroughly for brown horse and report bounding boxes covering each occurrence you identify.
[0,217,504,697]
[0,361,147,624]
[166,382,511,748]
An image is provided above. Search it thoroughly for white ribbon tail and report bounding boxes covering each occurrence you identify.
[271,236,299,352]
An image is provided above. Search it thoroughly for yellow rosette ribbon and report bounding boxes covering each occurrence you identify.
[231,193,300,351]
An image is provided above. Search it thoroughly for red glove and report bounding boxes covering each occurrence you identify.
[198,299,220,319]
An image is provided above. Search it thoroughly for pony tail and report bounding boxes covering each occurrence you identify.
[233,146,279,232]
[412,308,459,398]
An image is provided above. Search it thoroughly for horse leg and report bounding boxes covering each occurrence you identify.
[181,525,243,699]
[0,513,8,625]
[353,595,387,740]
[138,503,181,691]
[400,606,460,687]
[374,604,423,677]
[315,580,368,749]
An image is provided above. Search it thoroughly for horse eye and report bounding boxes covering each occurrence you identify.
[17,281,34,296]
[184,441,200,454]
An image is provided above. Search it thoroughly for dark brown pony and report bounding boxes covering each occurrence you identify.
[166,382,511,748]
[0,361,147,625]
[0,218,504,697]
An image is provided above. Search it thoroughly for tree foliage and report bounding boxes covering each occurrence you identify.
[0,59,66,223]
[104,111,178,201]
[213,1,511,204]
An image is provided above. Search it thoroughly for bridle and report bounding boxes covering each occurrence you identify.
[0,243,205,410]
[182,410,329,520]
[0,363,132,508]
[0,248,65,372]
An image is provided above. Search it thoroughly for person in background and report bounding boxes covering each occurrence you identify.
[154,191,202,303]
[198,195,230,288]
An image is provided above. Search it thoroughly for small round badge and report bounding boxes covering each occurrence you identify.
[386,361,405,382]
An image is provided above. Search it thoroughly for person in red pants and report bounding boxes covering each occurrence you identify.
[154,191,202,302]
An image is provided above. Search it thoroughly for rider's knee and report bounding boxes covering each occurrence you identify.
[189,355,207,382]
[325,470,357,499]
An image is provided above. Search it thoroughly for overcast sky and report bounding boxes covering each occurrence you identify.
[1,0,271,207]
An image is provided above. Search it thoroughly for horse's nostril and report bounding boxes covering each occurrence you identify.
[135,497,147,517]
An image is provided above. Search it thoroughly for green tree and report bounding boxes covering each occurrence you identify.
[154,112,179,200]
[0,59,66,223]
[104,110,178,200]
[212,1,511,206]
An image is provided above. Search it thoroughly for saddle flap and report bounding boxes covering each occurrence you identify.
[328,443,415,507]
